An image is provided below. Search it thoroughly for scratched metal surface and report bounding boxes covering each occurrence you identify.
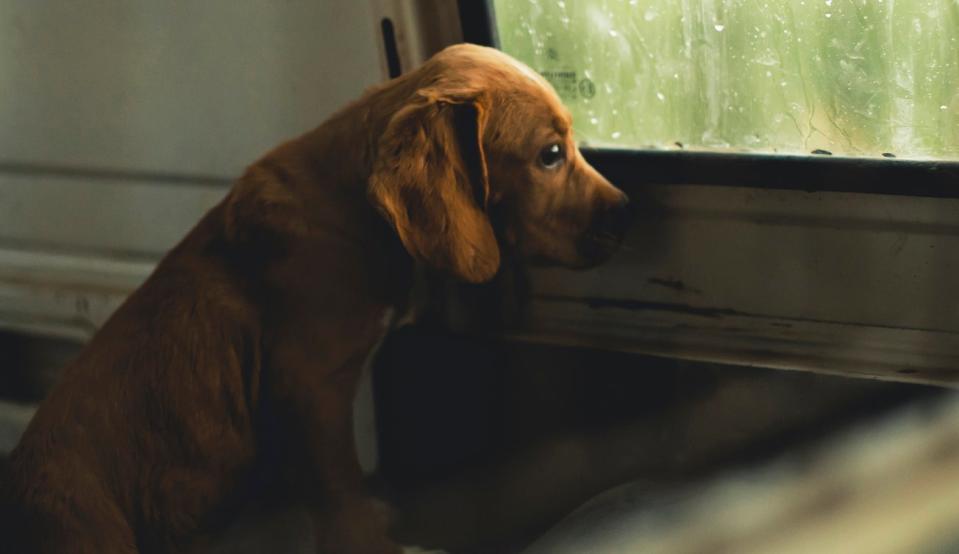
[514,183,959,386]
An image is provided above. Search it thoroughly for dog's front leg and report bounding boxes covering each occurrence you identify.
[266,347,401,554]
[312,488,399,554]
[308,394,399,554]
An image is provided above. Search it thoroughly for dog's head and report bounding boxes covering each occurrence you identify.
[369,44,630,283]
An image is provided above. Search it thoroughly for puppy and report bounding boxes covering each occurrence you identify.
[1,44,629,553]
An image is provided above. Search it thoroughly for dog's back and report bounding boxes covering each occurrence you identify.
[2,205,264,553]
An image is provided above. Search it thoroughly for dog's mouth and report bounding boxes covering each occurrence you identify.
[573,193,632,267]
[574,229,626,268]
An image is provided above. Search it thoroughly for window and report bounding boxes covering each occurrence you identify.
[491,0,959,161]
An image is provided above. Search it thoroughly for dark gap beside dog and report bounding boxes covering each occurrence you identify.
[371,325,940,553]
[0,327,940,553]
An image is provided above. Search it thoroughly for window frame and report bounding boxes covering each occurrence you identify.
[459,0,959,199]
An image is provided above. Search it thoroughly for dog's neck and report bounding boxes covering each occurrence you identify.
[232,74,425,314]
[273,70,422,196]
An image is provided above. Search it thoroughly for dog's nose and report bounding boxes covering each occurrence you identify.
[593,193,632,241]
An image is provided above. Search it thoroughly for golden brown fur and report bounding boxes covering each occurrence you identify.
[1,44,628,553]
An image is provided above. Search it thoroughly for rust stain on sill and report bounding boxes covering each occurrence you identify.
[534,294,959,336]
[647,277,703,294]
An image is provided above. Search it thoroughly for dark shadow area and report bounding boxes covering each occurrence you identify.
[0,330,79,404]
[0,327,945,553]
[373,324,944,553]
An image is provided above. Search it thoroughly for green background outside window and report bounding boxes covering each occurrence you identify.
[493,0,959,160]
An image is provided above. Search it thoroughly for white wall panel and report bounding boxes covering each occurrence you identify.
[0,1,382,177]
[0,1,388,339]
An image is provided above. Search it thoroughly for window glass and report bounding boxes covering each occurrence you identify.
[492,0,959,160]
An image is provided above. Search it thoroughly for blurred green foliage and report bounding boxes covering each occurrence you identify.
[493,0,959,159]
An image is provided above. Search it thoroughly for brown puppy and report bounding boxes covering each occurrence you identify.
[1,44,628,553]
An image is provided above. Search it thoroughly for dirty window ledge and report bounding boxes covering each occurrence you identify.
[583,148,959,199]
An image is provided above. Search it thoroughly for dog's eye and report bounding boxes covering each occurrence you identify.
[539,143,565,169]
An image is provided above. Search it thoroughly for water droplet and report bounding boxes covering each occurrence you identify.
[590,117,599,124]
[714,24,725,32]
[825,0,832,5]
[611,131,622,139]
[644,8,658,21]
[941,105,949,111]
[656,92,666,101]
[608,29,619,37]
[825,13,832,18]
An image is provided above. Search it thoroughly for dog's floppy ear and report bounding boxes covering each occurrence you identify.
[369,87,500,283]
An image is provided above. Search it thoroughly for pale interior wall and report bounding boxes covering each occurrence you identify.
[0,1,382,176]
